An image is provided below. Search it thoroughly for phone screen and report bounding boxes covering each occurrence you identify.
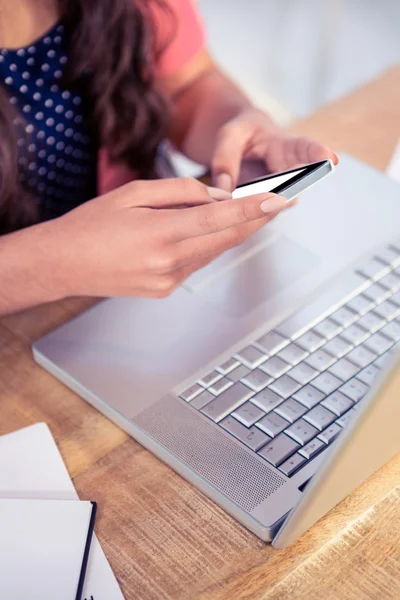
[232,166,308,199]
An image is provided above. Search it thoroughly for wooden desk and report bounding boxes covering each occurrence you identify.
[1,66,400,600]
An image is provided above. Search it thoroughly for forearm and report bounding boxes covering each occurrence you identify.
[0,222,66,316]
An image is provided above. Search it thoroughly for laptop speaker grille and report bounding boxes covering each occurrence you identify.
[132,395,285,512]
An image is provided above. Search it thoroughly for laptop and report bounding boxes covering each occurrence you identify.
[33,153,400,547]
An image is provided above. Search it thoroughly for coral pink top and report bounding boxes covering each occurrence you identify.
[98,0,205,195]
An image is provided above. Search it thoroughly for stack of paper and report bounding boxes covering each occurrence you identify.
[0,423,124,600]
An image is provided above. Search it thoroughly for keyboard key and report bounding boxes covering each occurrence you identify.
[201,382,254,422]
[293,385,325,409]
[305,349,336,371]
[357,258,390,281]
[285,419,319,445]
[346,294,374,315]
[209,378,234,396]
[296,330,325,352]
[198,370,222,388]
[390,290,400,307]
[336,411,355,428]
[251,388,283,413]
[311,372,342,395]
[287,362,319,385]
[323,336,353,358]
[269,375,302,399]
[313,318,343,340]
[256,412,289,437]
[318,423,342,445]
[363,283,390,304]
[256,330,289,355]
[190,390,214,410]
[346,345,376,368]
[390,239,400,253]
[227,364,251,383]
[275,398,307,423]
[234,346,266,369]
[340,378,369,402]
[277,343,308,366]
[364,332,393,355]
[381,320,400,341]
[216,357,240,375]
[373,300,400,321]
[341,323,370,345]
[304,405,336,430]
[331,306,358,328]
[376,246,400,268]
[328,357,359,381]
[258,434,300,467]
[357,311,385,333]
[375,353,392,369]
[299,437,326,460]
[276,271,369,339]
[232,401,265,427]
[379,272,400,292]
[259,356,290,378]
[279,453,307,476]
[241,369,273,392]
[220,416,271,451]
[357,364,380,386]
[180,384,203,402]
[321,391,354,416]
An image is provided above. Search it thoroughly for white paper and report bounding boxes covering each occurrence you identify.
[0,499,94,600]
[387,139,400,183]
[0,423,124,600]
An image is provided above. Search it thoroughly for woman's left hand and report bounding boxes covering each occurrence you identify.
[211,107,339,191]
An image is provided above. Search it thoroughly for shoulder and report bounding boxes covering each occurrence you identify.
[150,0,206,77]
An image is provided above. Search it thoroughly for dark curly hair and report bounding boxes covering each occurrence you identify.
[0,0,172,234]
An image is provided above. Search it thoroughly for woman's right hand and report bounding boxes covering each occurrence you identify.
[47,177,287,299]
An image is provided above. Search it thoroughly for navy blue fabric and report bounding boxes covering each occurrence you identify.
[0,22,97,220]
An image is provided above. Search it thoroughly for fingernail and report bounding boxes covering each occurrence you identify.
[207,186,232,200]
[260,195,287,213]
[333,152,339,164]
[215,173,233,192]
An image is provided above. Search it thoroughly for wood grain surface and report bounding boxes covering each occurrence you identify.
[1,66,400,600]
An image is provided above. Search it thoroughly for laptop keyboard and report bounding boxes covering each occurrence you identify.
[179,239,400,478]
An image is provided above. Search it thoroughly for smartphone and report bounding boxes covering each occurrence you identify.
[232,159,335,202]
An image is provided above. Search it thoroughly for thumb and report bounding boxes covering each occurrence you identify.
[211,122,251,192]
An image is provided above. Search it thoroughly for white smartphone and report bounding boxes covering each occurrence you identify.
[232,159,335,202]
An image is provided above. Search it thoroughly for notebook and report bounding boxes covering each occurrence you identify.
[0,498,96,600]
[0,423,124,600]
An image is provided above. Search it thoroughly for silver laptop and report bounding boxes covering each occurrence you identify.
[33,154,400,547]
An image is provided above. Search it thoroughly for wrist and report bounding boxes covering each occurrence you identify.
[0,219,72,313]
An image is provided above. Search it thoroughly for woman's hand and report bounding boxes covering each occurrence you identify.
[211,107,339,191]
[48,177,287,300]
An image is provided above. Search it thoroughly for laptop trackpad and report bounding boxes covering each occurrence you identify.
[191,236,319,318]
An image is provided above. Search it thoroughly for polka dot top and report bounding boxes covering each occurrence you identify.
[0,22,97,221]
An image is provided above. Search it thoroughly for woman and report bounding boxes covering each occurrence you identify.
[0,0,337,315]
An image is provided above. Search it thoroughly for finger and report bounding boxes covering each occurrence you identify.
[286,136,339,167]
[263,138,289,173]
[168,192,287,240]
[211,121,254,191]
[159,186,233,210]
[115,177,230,209]
[173,214,275,269]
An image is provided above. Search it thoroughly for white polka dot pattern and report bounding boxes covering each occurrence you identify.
[0,21,97,219]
